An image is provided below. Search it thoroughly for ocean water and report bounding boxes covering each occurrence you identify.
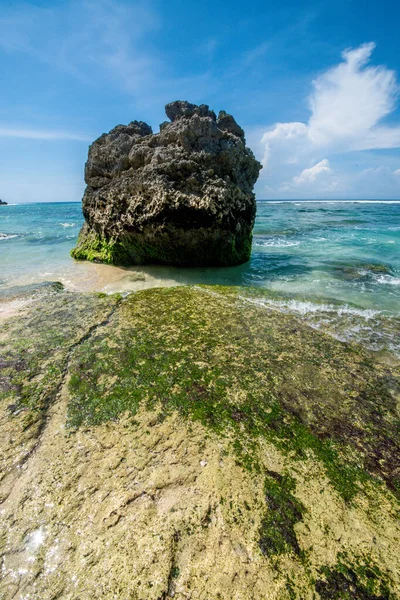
[1,200,399,354]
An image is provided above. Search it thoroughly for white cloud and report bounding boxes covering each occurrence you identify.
[0,127,90,141]
[0,1,161,93]
[0,0,224,118]
[350,166,400,197]
[293,158,332,184]
[276,164,400,199]
[263,42,400,161]
[248,42,400,198]
[262,43,400,166]
[258,42,400,198]
[279,159,343,195]
[308,43,399,148]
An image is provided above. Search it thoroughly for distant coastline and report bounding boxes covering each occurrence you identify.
[2,198,400,206]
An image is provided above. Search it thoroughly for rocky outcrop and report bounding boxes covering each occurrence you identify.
[0,286,399,599]
[71,101,261,266]
[0,199,7,205]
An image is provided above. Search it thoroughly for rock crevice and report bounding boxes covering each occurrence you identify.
[72,101,261,266]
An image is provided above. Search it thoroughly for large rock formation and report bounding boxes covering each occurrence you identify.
[71,101,261,266]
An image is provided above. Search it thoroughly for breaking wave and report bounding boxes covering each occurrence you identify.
[240,295,400,356]
[0,233,19,240]
[256,239,300,248]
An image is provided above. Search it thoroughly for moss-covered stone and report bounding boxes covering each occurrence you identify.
[71,225,253,266]
[66,286,399,503]
[259,471,305,557]
[70,228,132,264]
[0,290,121,498]
[1,285,399,599]
[316,555,394,599]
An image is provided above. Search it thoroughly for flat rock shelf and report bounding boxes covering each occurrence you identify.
[0,285,399,599]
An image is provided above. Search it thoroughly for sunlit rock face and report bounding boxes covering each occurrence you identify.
[71,101,262,266]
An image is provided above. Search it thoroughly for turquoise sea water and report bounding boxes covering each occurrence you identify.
[1,200,399,353]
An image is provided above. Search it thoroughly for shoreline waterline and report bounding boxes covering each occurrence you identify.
[1,199,399,355]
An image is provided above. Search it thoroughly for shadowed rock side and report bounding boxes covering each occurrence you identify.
[0,286,399,599]
[71,101,261,266]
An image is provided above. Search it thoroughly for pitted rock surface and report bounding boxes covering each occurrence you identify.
[1,286,399,599]
[72,101,261,266]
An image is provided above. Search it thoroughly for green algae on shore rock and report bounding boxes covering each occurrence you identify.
[0,286,399,599]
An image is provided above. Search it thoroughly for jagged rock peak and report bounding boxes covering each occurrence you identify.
[165,100,217,122]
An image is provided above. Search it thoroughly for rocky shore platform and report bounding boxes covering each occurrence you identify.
[0,285,399,599]
[71,101,261,267]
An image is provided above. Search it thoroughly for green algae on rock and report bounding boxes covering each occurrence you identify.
[0,290,121,502]
[316,554,394,599]
[0,286,399,599]
[66,286,400,502]
[259,471,305,558]
[71,101,261,267]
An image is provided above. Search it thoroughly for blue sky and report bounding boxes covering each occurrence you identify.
[1,0,400,202]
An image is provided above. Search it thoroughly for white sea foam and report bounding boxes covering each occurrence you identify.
[376,275,400,286]
[19,526,46,561]
[0,233,18,240]
[238,294,400,355]
[59,222,76,228]
[242,296,380,319]
[26,527,46,552]
[258,240,300,248]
